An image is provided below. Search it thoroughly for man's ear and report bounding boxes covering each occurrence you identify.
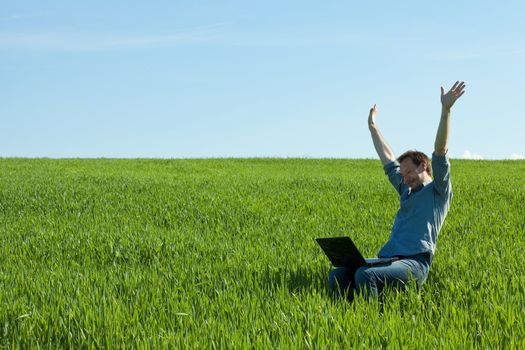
[417,163,427,174]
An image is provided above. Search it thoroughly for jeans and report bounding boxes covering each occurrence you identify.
[328,253,431,300]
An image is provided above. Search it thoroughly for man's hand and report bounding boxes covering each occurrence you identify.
[435,81,466,155]
[368,104,378,130]
[441,81,466,110]
[368,103,396,164]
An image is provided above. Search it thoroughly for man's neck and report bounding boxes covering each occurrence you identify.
[411,176,432,193]
[410,184,424,194]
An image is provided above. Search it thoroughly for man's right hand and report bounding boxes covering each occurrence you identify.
[368,103,396,164]
[368,104,378,130]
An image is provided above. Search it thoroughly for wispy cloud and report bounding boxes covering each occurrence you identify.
[0,24,225,52]
[509,153,525,160]
[0,12,53,22]
[0,22,369,52]
[461,150,484,160]
[428,48,525,61]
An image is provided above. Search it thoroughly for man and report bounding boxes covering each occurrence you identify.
[329,81,466,299]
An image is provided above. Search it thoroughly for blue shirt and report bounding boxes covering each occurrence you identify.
[378,153,452,259]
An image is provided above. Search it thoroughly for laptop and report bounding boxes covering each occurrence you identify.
[316,236,398,269]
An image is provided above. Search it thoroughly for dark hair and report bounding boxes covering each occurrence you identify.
[397,150,432,177]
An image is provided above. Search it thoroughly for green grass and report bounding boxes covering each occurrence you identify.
[1,158,524,348]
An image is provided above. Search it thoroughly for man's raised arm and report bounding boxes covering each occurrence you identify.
[434,81,466,155]
[368,104,396,165]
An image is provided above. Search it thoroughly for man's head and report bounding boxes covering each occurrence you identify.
[397,150,432,189]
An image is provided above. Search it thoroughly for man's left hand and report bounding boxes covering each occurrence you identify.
[441,81,466,110]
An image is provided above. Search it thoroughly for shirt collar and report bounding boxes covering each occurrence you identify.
[409,180,432,195]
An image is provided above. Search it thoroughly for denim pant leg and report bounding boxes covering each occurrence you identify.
[328,267,353,296]
[354,258,429,299]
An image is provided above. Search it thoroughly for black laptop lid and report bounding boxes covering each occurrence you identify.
[315,236,366,268]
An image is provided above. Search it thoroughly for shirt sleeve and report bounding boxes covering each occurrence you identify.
[432,153,452,198]
[384,161,407,196]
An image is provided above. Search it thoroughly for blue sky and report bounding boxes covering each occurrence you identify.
[1,1,524,159]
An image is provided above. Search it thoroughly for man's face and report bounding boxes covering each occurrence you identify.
[399,158,426,189]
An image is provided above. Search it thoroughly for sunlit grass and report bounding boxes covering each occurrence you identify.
[1,158,524,348]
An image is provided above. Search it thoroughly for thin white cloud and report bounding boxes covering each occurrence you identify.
[461,150,484,160]
[0,24,225,52]
[509,153,525,160]
[0,12,53,22]
[428,48,525,61]
[0,22,367,51]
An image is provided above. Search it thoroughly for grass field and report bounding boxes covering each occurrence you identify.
[1,158,524,348]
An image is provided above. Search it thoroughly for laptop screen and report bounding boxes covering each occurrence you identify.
[315,237,366,268]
